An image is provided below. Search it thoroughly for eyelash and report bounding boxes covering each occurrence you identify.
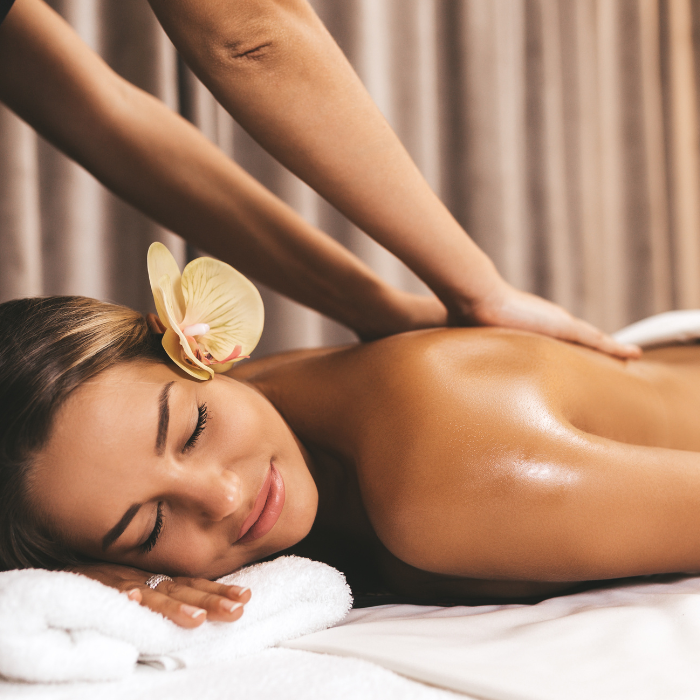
[139,502,163,555]
[138,403,209,555]
[184,402,208,452]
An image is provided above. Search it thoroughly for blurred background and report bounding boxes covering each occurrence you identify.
[1,0,700,355]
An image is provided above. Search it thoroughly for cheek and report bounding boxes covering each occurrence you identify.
[274,454,319,546]
[212,399,271,463]
[148,527,242,579]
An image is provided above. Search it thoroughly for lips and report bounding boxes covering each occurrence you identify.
[237,464,285,544]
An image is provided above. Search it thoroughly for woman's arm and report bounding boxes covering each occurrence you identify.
[147,0,638,359]
[393,422,700,583]
[0,0,444,339]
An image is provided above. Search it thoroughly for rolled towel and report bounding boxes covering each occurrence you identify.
[0,556,352,683]
[613,309,700,347]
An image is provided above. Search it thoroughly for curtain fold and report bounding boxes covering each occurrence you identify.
[1,0,700,355]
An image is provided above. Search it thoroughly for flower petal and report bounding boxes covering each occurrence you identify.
[147,243,186,325]
[180,257,264,370]
[159,278,213,380]
[162,329,212,381]
[152,276,178,334]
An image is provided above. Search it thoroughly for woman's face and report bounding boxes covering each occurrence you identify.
[32,361,319,579]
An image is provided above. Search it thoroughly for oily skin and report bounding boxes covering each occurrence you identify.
[242,328,700,596]
[33,329,700,610]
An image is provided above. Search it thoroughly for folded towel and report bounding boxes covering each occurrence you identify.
[613,309,700,347]
[0,555,352,683]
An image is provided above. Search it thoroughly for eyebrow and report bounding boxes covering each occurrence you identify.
[102,503,142,551]
[155,381,175,456]
[101,381,175,552]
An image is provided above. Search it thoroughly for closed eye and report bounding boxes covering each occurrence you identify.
[137,403,207,555]
[138,502,163,554]
[184,402,208,453]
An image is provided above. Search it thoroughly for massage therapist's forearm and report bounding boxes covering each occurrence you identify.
[148,0,642,360]
[147,0,501,318]
[0,0,444,339]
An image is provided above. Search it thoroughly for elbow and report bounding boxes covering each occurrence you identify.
[182,0,317,70]
[210,17,278,66]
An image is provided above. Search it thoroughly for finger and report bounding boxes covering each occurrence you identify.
[179,578,252,605]
[132,586,208,629]
[565,319,642,359]
[157,579,246,622]
[595,335,642,360]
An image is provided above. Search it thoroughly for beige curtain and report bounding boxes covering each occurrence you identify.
[1,1,700,356]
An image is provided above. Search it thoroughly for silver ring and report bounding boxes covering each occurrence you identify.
[145,574,173,590]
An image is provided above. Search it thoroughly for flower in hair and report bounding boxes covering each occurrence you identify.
[147,242,264,380]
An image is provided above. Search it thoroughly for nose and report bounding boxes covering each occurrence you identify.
[175,462,243,521]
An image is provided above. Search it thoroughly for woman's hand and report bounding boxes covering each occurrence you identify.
[70,563,251,629]
[457,279,641,360]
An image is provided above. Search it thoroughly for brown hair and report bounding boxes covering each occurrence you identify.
[0,296,167,571]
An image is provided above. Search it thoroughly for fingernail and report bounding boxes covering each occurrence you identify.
[127,588,141,601]
[181,604,206,619]
[226,585,249,595]
[220,599,243,614]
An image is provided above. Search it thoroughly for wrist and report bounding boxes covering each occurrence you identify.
[397,224,506,322]
[351,285,448,341]
[436,256,507,325]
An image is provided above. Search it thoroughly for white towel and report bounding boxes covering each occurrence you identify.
[0,555,352,683]
[613,309,700,347]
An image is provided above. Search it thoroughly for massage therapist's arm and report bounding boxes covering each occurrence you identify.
[148,0,638,359]
[0,0,443,340]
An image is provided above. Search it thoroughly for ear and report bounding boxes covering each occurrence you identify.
[146,313,166,334]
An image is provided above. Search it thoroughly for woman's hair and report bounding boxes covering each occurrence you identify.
[0,296,167,571]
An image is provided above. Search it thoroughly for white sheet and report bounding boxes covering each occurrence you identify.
[285,575,700,700]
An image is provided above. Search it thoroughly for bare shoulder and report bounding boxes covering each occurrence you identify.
[349,329,575,569]
[356,332,700,584]
[231,326,562,386]
[356,326,565,381]
[343,327,566,426]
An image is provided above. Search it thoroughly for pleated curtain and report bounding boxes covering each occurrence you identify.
[1,0,700,356]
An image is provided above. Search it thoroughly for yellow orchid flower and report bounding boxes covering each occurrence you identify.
[147,242,264,380]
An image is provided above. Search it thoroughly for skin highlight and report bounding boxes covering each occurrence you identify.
[32,329,700,621]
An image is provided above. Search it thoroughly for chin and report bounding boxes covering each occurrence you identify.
[200,523,316,581]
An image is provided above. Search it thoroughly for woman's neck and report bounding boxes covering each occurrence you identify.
[243,360,379,553]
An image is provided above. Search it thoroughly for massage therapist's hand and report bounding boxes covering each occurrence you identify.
[457,278,641,360]
[69,563,251,629]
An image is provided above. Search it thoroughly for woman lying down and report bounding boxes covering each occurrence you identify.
[2,244,700,630]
